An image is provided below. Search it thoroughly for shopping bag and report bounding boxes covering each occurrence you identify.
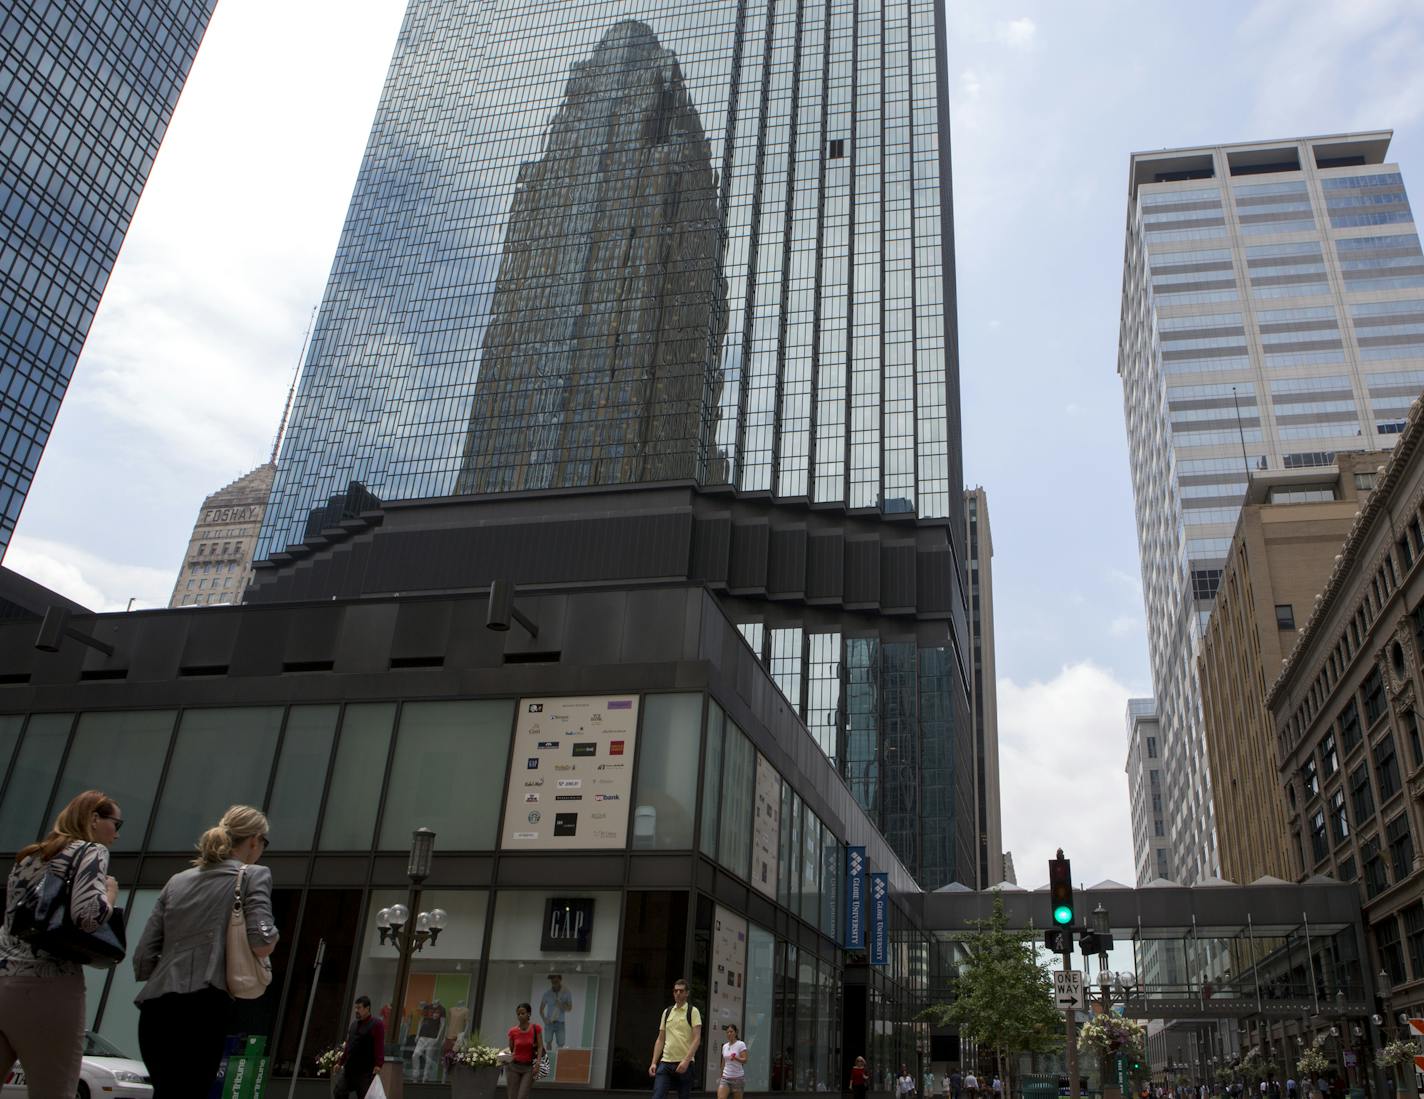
[365,1075,387,1099]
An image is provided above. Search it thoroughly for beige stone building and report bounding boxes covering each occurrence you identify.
[1201,453,1386,884]
[168,463,275,607]
[1268,402,1424,1016]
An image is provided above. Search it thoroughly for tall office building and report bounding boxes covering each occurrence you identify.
[965,486,1002,888]
[0,1,216,556]
[168,462,275,608]
[258,0,969,886]
[1124,698,1171,885]
[1118,131,1424,884]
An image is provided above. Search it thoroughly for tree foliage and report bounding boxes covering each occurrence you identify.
[920,893,1062,1065]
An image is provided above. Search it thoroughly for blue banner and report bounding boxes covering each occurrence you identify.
[869,872,889,965]
[845,846,866,949]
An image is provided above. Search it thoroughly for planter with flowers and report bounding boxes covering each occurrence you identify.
[1376,1040,1420,1099]
[445,1037,505,1099]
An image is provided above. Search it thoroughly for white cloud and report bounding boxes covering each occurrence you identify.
[1108,615,1140,638]
[997,17,1037,49]
[5,536,174,612]
[997,663,1139,888]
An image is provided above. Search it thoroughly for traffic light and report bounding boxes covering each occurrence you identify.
[1078,930,1099,955]
[1045,929,1072,953]
[1048,852,1074,926]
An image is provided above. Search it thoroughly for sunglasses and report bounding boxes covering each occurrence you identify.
[99,814,124,833]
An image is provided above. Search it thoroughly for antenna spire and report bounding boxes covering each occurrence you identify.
[270,306,316,466]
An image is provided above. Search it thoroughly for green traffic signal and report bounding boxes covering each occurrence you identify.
[1053,903,1074,925]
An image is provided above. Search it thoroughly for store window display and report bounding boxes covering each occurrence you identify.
[352,889,486,1083]
[482,890,619,1087]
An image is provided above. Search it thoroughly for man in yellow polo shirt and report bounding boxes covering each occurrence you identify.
[649,978,702,1099]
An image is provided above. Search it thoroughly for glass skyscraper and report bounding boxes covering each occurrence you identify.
[1119,132,1424,885]
[0,0,216,556]
[262,0,969,886]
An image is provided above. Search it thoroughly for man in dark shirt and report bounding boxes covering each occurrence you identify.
[339,996,385,1098]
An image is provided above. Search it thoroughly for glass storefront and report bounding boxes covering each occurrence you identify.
[0,688,910,1088]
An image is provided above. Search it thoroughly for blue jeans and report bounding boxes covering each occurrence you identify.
[653,1061,693,1099]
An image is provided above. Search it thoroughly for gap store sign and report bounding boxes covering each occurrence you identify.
[844,847,866,949]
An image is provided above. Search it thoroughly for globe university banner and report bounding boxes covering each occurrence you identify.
[844,846,866,949]
[869,872,889,965]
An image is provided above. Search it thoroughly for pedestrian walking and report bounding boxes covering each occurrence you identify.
[851,1056,869,1099]
[718,1023,748,1099]
[925,1069,937,1098]
[964,1070,979,1099]
[951,1070,963,1099]
[649,977,702,1099]
[134,804,278,1098]
[335,994,385,1098]
[992,1077,1002,1099]
[897,1066,916,1098]
[1286,1079,1297,1099]
[0,790,123,1099]
[505,1001,544,1099]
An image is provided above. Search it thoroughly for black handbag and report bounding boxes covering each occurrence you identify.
[10,843,127,968]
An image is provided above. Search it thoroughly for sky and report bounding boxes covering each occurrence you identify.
[9,0,1424,890]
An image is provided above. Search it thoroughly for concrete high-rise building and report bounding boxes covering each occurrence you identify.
[168,463,275,608]
[257,0,971,886]
[1125,698,1171,885]
[0,1,216,557]
[966,486,1001,888]
[1198,453,1385,885]
[1118,131,1424,884]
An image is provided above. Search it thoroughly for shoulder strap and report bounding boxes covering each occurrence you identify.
[233,864,246,906]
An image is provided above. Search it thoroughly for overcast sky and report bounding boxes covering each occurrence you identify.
[9,0,1424,889]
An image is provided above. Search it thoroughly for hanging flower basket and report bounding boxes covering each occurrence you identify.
[1377,1040,1416,1069]
[1078,1015,1146,1059]
[1297,1041,1330,1078]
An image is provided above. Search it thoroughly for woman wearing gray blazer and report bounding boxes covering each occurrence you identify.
[133,805,279,1099]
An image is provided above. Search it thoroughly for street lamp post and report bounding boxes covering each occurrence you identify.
[380,828,443,1099]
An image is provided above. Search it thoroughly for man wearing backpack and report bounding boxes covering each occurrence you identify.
[649,978,702,1099]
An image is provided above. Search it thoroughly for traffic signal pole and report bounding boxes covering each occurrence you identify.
[1049,850,1080,1099]
[1063,944,1080,1099]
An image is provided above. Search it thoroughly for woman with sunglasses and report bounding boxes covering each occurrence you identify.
[133,804,278,1098]
[0,790,123,1098]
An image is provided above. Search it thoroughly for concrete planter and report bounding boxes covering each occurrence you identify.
[450,1065,501,1099]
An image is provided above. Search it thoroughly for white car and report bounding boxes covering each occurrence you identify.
[2,1031,152,1098]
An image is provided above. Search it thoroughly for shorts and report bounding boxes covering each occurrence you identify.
[720,1077,746,1092]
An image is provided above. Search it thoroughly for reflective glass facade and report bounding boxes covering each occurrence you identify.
[260,0,961,554]
[0,0,215,555]
[1118,133,1424,884]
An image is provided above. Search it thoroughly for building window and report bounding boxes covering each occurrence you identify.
[1339,854,1358,882]
[1309,809,1328,864]
[1388,813,1415,880]
[1405,710,1424,769]
[1376,733,1402,802]
[1365,665,1388,725]
[1321,732,1339,776]
[1378,913,1407,985]
[1146,736,1157,759]
[1340,699,1362,752]
[1405,904,1424,980]
[1155,848,1169,879]
[1364,836,1390,896]
[1302,756,1319,797]
[1154,819,1165,837]
[1276,604,1296,630]
[1328,788,1349,844]
[828,138,845,159]
[1351,762,1376,825]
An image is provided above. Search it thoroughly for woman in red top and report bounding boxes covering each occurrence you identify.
[851,1056,869,1099]
[506,1002,545,1099]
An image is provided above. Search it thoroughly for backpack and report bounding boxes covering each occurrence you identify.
[661,1002,698,1030]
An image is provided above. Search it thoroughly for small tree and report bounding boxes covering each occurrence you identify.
[920,893,1062,1098]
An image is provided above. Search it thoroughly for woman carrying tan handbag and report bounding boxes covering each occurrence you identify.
[133,805,279,1099]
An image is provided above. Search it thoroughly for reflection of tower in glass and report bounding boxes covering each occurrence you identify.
[455,21,725,495]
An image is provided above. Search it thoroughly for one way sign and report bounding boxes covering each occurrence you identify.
[1054,969,1086,1012]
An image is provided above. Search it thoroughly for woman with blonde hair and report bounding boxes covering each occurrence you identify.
[0,789,123,1098]
[134,805,279,1098]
